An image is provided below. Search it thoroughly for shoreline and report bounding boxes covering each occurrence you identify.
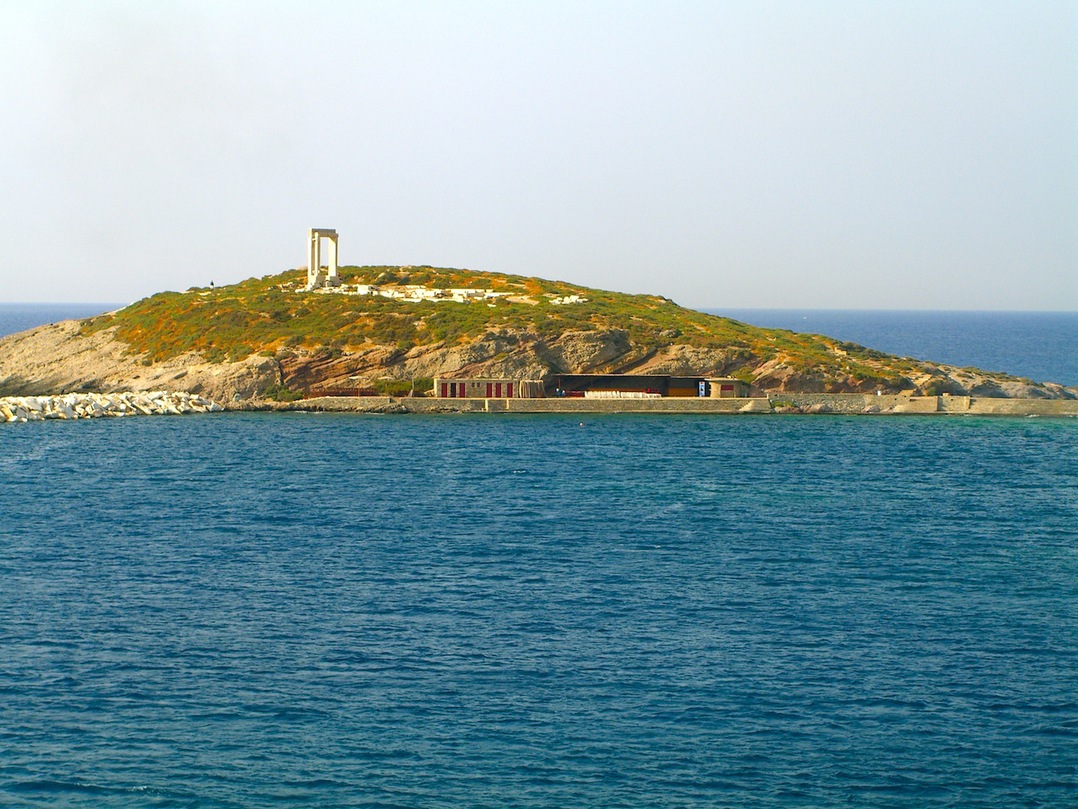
[5,392,1078,423]
[270,393,1078,417]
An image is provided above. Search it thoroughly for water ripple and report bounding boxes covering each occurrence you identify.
[2,413,1076,807]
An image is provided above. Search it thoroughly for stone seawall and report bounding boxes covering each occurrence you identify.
[12,393,1070,423]
[287,396,773,414]
[506,397,772,414]
[285,395,1078,417]
[772,393,941,414]
[773,393,1078,416]
[967,398,1078,416]
[1,391,222,423]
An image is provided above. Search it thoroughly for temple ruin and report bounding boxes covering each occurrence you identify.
[306,228,339,290]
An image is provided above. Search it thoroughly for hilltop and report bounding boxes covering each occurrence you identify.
[0,265,1074,402]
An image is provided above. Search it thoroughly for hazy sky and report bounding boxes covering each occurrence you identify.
[2,1,1075,309]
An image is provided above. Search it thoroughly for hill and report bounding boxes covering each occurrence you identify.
[0,265,1074,402]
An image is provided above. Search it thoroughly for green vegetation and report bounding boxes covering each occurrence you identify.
[371,377,433,397]
[262,383,304,402]
[77,263,956,390]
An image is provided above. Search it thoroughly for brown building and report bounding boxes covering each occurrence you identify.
[433,378,544,398]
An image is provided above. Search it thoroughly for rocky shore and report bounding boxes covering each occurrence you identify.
[3,315,1077,407]
[5,389,1077,423]
[0,391,222,423]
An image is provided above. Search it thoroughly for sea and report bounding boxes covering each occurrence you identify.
[705,309,1078,389]
[2,304,1077,808]
[0,304,127,341]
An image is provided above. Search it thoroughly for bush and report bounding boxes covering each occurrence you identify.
[227,343,254,362]
[263,383,304,402]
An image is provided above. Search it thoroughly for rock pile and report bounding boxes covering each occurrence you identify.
[0,391,222,423]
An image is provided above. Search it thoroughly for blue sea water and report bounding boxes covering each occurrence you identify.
[2,413,1077,807]
[706,309,1078,388]
[0,304,123,340]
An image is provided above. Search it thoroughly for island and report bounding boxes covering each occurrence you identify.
[1,260,1075,417]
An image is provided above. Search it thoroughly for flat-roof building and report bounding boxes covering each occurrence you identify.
[554,375,749,398]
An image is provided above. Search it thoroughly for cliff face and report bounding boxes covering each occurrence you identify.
[1,317,1074,403]
[0,320,280,402]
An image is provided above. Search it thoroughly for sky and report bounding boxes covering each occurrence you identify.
[1,1,1075,310]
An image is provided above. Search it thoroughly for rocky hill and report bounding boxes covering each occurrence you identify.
[0,265,1073,402]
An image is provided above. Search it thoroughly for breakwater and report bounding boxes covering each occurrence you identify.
[283,393,1078,416]
[0,391,222,423]
[6,392,1076,423]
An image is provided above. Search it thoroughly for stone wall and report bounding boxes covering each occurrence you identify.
[286,394,1078,417]
[290,396,771,414]
[967,398,1078,416]
[11,392,1076,422]
[767,393,942,414]
[768,393,868,413]
[504,397,766,414]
